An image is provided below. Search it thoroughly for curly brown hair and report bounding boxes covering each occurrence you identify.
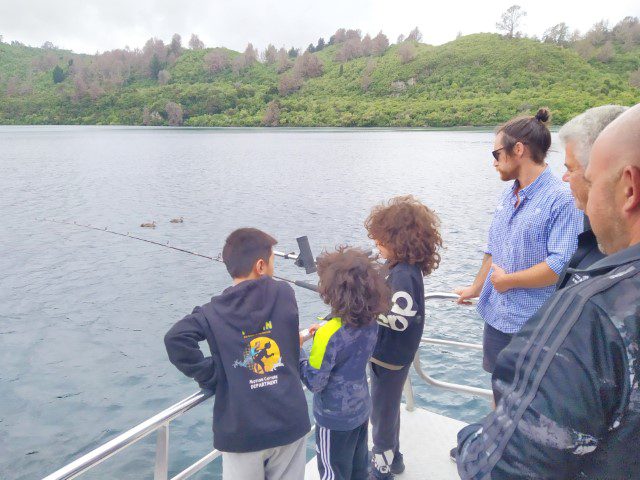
[365,195,442,276]
[316,247,391,328]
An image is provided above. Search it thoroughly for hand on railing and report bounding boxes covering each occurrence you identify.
[424,291,477,304]
[452,286,479,305]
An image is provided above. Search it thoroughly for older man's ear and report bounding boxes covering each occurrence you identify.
[622,166,640,214]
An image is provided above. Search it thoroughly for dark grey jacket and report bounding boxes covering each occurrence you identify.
[457,243,640,479]
[165,276,310,452]
[556,217,605,290]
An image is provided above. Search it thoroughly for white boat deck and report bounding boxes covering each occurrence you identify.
[305,406,466,479]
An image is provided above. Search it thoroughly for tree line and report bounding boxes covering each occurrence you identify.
[0,8,638,127]
[2,12,639,103]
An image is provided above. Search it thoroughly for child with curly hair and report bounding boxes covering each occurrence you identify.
[365,195,443,479]
[300,247,390,480]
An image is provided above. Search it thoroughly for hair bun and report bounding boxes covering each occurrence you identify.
[535,107,550,123]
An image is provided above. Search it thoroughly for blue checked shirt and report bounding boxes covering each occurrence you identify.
[477,168,583,333]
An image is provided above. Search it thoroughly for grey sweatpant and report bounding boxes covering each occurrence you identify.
[222,435,307,480]
[370,362,411,459]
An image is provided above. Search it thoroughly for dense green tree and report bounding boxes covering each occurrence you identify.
[52,65,65,83]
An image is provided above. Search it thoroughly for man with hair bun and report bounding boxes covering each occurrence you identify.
[455,108,583,373]
[455,103,640,479]
[556,104,628,289]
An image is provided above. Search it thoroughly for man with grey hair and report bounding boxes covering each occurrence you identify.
[456,102,640,479]
[555,105,628,288]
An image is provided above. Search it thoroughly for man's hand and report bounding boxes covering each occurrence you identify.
[454,286,479,305]
[490,264,512,293]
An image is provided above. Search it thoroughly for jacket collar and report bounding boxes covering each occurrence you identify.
[579,242,640,273]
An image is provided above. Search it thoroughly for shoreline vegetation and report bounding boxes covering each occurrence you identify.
[1,13,639,127]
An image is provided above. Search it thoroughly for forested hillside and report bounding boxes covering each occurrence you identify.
[1,18,639,127]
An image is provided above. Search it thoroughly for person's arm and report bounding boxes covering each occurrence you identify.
[489,261,558,293]
[455,253,492,303]
[299,325,339,393]
[490,200,583,293]
[164,307,218,391]
[457,302,625,479]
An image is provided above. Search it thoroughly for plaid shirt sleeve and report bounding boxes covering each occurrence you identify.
[545,196,583,275]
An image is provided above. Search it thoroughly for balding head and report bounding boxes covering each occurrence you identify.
[585,103,640,254]
[592,105,640,166]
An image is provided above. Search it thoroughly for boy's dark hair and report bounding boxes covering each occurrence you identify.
[317,247,390,328]
[222,228,277,278]
[496,107,552,164]
[365,195,442,276]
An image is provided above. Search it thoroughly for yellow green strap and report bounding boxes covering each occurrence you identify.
[309,317,342,369]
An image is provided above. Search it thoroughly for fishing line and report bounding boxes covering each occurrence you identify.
[37,218,319,292]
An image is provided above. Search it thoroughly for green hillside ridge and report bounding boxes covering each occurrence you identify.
[1,32,639,127]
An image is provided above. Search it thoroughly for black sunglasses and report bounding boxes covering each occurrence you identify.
[492,141,528,161]
[492,147,505,161]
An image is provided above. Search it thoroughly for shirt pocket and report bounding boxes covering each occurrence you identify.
[514,218,548,265]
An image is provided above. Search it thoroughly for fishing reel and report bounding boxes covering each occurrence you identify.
[273,236,317,274]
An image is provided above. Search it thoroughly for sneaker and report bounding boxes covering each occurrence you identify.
[449,447,457,463]
[369,450,394,479]
[390,452,405,475]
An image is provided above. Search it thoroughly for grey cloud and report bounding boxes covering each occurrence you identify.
[0,0,372,53]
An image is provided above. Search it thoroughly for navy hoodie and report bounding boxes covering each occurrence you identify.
[164,276,311,452]
[372,262,425,367]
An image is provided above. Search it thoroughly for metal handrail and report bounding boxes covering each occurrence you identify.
[44,290,490,479]
[407,292,493,400]
[413,341,493,399]
[43,390,214,480]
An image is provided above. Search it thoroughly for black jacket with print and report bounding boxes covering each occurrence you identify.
[372,262,425,367]
[164,276,310,452]
[457,243,640,479]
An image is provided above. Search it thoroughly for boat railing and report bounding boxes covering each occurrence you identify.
[43,290,491,480]
[404,291,494,404]
[42,390,215,480]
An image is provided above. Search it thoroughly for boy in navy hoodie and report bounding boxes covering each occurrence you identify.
[300,247,390,480]
[164,228,311,480]
[365,196,443,479]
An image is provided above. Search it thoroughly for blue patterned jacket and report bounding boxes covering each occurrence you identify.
[299,317,378,430]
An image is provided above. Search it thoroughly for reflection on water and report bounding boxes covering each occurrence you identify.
[0,126,569,479]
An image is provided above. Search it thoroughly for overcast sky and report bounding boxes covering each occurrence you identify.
[1,0,638,54]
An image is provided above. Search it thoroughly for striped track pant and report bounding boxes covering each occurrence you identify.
[316,421,369,480]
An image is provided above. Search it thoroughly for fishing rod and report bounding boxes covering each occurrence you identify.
[37,218,320,293]
[37,218,467,304]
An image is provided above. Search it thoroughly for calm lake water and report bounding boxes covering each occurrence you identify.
[0,126,569,479]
